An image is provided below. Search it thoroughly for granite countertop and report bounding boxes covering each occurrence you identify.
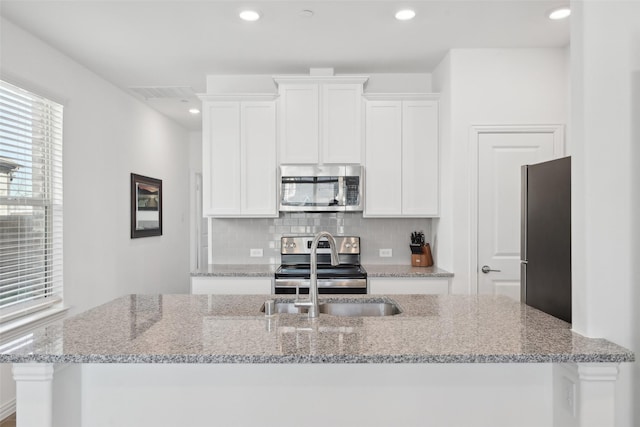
[364,265,453,278]
[191,264,452,278]
[191,264,277,277]
[0,294,633,364]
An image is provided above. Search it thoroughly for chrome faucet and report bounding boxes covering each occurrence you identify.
[294,231,340,318]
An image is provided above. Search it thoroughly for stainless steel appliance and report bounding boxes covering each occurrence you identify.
[521,157,571,323]
[274,235,367,294]
[279,164,363,212]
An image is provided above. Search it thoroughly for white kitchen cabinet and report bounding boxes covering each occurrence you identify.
[364,94,439,217]
[276,84,319,164]
[363,100,403,215]
[190,277,273,295]
[274,76,368,164]
[321,83,364,163]
[201,95,277,217]
[369,277,451,295]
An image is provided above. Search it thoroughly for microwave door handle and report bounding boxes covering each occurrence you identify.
[337,176,345,206]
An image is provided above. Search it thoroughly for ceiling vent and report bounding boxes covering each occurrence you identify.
[129,86,196,100]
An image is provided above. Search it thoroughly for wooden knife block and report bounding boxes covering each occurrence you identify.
[411,244,434,267]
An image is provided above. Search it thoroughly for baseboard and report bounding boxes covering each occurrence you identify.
[0,398,16,422]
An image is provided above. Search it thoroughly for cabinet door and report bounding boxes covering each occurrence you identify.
[364,101,402,216]
[279,84,319,164]
[322,83,362,164]
[203,102,241,215]
[402,101,439,216]
[191,277,273,294]
[241,102,277,216]
[369,278,450,295]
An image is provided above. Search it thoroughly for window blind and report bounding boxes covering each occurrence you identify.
[0,80,63,323]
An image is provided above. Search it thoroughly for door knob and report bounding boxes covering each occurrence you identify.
[481,265,501,274]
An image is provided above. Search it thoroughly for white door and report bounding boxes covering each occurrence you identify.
[476,126,564,300]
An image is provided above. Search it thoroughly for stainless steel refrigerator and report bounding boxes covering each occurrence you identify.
[521,156,571,323]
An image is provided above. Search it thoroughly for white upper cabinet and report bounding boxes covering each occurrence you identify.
[241,102,278,215]
[203,102,241,216]
[364,94,440,217]
[401,100,439,216]
[277,84,319,164]
[321,84,363,163]
[275,76,368,165]
[364,100,403,216]
[201,95,277,217]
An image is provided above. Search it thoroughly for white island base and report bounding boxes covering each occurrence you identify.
[14,362,619,427]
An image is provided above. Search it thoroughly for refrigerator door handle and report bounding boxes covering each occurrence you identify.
[520,261,527,302]
[521,165,528,262]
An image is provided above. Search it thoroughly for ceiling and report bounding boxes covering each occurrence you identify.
[0,1,570,131]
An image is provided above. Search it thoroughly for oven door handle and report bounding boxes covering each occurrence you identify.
[274,278,367,288]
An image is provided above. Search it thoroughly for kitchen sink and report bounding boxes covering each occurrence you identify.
[318,301,401,317]
[261,299,401,317]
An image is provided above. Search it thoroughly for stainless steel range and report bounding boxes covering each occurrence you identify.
[274,236,367,294]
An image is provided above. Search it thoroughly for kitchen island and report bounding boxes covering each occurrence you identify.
[1,294,633,427]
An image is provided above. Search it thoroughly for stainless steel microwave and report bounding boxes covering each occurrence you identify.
[279,164,363,212]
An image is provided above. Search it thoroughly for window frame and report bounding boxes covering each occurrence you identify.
[0,79,64,325]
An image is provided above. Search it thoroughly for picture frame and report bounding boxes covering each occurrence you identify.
[131,173,162,238]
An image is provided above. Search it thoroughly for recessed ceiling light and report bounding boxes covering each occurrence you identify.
[548,7,571,20]
[189,108,200,115]
[239,10,261,21]
[395,9,416,21]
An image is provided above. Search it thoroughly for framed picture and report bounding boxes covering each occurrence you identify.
[131,173,162,238]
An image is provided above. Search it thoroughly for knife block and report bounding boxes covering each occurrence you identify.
[411,244,434,267]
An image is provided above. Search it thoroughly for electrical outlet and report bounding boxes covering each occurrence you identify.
[250,248,263,257]
[379,249,393,257]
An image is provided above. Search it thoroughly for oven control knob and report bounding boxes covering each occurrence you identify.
[352,243,358,249]
[345,243,351,248]
[288,242,296,248]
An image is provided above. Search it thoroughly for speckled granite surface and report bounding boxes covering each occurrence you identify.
[364,265,453,278]
[191,264,277,277]
[0,294,632,364]
[190,264,452,278]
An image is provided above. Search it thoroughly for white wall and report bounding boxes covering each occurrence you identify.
[569,1,640,425]
[0,16,191,417]
[431,53,452,267]
[364,73,432,93]
[1,16,191,313]
[432,48,569,294]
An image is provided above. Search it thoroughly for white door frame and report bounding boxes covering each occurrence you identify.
[469,124,565,294]
[189,171,204,271]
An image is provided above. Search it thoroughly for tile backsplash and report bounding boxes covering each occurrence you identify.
[209,212,432,265]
